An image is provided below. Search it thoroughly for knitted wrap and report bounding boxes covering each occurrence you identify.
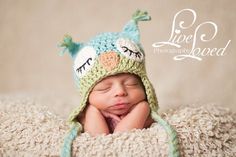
[60,10,180,157]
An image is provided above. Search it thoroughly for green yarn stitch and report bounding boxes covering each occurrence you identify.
[151,111,180,157]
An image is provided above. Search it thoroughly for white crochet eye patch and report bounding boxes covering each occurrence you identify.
[116,38,144,62]
[74,46,96,78]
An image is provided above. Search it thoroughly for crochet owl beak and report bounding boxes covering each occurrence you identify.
[99,52,120,71]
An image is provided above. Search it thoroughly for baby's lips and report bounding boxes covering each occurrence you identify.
[111,103,129,109]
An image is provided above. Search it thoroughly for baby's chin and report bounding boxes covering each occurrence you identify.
[108,108,130,116]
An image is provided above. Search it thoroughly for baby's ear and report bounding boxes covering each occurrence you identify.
[122,10,151,42]
[59,35,83,58]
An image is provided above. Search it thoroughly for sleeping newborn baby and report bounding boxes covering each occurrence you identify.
[60,10,179,157]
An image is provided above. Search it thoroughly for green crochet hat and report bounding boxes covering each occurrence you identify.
[60,10,179,157]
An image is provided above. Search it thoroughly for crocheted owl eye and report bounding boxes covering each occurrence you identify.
[116,38,144,62]
[73,46,96,78]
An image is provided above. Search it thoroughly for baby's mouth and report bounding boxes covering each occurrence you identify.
[110,103,129,110]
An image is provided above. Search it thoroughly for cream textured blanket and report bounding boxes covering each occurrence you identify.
[0,96,235,157]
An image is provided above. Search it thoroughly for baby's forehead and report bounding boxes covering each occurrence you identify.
[97,73,141,83]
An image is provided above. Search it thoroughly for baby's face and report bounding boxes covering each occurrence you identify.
[88,73,146,115]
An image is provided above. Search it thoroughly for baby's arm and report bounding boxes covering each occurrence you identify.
[81,104,109,136]
[114,101,151,132]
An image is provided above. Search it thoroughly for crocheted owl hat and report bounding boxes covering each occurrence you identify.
[60,10,179,157]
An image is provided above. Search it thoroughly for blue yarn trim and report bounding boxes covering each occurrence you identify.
[60,123,81,157]
[151,111,180,157]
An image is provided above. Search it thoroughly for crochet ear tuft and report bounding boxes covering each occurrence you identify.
[132,10,151,23]
[59,35,82,58]
[122,10,151,42]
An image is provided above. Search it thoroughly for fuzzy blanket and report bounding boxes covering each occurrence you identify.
[0,96,235,157]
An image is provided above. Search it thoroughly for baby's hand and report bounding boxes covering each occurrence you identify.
[100,110,121,122]
[100,110,122,132]
[80,104,111,136]
[114,100,151,132]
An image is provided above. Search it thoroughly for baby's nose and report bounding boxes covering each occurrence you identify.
[114,84,127,97]
[99,52,120,71]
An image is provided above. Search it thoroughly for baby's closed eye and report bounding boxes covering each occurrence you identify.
[124,79,139,87]
[93,84,111,92]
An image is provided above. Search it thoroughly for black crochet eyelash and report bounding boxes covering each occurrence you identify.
[121,46,142,58]
[76,58,92,74]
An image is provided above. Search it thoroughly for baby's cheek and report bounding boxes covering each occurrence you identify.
[91,96,109,110]
[89,95,107,110]
[132,89,146,102]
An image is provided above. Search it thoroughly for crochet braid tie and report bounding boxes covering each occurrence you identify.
[151,111,180,157]
[61,123,82,157]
